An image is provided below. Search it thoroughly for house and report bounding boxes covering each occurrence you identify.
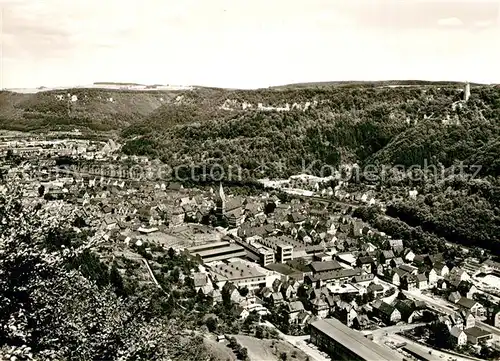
[353,273,374,285]
[356,256,373,274]
[494,310,500,328]
[367,283,384,298]
[270,292,284,306]
[297,310,312,328]
[456,297,485,317]
[448,267,470,283]
[310,260,343,275]
[439,315,453,330]
[287,301,305,322]
[393,300,415,323]
[450,326,467,347]
[387,239,404,253]
[399,264,418,275]
[390,268,407,286]
[374,264,384,277]
[415,274,428,290]
[334,306,358,327]
[407,310,424,324]
[425,254,444,267]
[231,304,250,320]
[352,314,370,330]
[401,274,417,291]
[282,280,300,300]
[222,283,243,304]
[427,269,438,287]
[310,298,329,319]
[193,273,210,292]
[373,301,401,325]
[448,291,462,304]
[458,282,478,300]
[433,262,449,277]
[461,311,476,329]
[436,279,448,290]
[450,313,464,329]
[207,289,223,305]
[381,250,395,266]
[404,249,415,262]
[464,327,492,345]
[390,257,404,268]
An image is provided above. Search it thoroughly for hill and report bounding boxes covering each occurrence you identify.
[121,83,500,177]
[117,83,500,254]
[0,88,184,133]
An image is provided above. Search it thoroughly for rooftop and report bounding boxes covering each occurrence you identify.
[464,326,491,338]
[211,261,265,280]
[311,318,402,361]
[310,260,343,273]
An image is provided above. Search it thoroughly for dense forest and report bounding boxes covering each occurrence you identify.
[121,85,500,178]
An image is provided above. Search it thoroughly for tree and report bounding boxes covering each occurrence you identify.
[239,286,249,297]
[109,262,126,297]
[0,186,217,361]
[205,316,218,332]
[168,247,176,259]
[255,325,264,339]
[429,322,453,349]
[280,352,288,361]
[38,184,45,197]
[239,347,248,361]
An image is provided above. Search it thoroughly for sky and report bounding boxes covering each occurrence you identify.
[1,0,500,89]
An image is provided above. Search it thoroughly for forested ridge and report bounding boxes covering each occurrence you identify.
[119,84,500,254]
[121,84,500,177]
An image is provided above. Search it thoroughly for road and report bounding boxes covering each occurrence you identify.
[382,333,481,361]
[365,323,427,343]
[403,290,500,337]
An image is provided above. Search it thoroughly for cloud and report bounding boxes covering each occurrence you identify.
[437,17,464,27]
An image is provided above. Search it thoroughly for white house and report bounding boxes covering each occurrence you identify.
[450,326,467,347]
[427,269,438,287]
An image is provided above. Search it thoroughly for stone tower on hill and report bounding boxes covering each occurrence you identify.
[464,82,471,102]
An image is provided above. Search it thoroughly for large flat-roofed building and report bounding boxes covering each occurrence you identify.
[310,318,403,361]
[235,238,275,266]
[277,244,293,262]
[208,261,267,290]
[187,241,247,263]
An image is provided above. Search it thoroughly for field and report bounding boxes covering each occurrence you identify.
[233,335,310,361]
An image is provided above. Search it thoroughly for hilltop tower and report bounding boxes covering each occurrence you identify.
[464,82,471,102]
[215,182,226,220]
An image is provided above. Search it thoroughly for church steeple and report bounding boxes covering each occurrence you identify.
[215,182,226,220]
[217,182,226,204]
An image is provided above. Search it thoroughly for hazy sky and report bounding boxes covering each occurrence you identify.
[1,0,500,89]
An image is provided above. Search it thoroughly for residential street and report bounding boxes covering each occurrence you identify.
[381,333,481,361]
[403,290,500,337]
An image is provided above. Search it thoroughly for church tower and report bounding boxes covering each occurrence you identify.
[215,182,226,220]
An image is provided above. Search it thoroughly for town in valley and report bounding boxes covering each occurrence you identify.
[1,123,500,361]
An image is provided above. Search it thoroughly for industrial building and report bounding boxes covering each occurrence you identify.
[208,260,267,290]
[234,238,275,266]
[187,241,247,263]
[310,318,403,361]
